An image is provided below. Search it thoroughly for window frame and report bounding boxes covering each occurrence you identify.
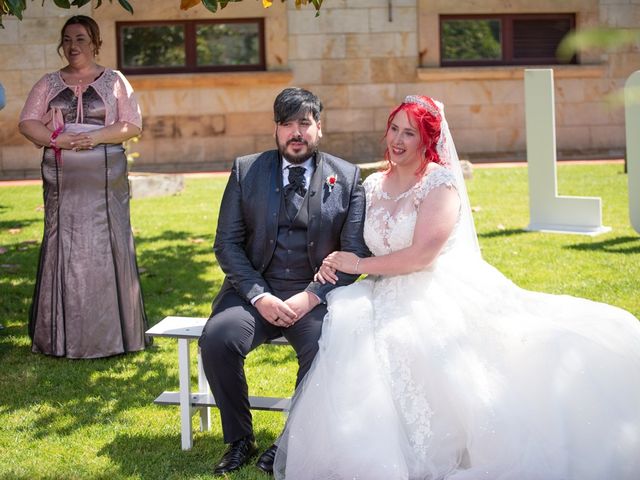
[439,13,576,67]
[116,18,266,75]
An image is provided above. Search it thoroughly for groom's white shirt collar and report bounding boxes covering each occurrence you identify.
[282,156,314,188]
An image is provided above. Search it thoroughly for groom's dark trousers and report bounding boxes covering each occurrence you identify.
[199,150,368,443]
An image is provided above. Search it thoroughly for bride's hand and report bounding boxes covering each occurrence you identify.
[323,251,361,275]
[314,264,338,285]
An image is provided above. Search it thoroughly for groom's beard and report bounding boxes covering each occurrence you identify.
[277,136,319,165]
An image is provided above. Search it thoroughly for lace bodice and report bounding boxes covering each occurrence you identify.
[363,167,459,257]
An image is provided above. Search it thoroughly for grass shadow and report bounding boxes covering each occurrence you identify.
[0,240,41,344]
[134,229,219,324]
[100,427,276,480]
[0,346,174,440]
[0,228,218,439]
[565,235,640,254]
[0,218,41,231]
[99,431,219,479]
[477,228,528,239]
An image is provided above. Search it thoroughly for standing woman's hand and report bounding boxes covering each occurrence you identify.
[54,131,79,150]
[68,130,100,150]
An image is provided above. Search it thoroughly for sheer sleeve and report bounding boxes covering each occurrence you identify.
[363,171,382,203]
[414,166,457,208]
[19,74,51,123]
[113,70,142,129]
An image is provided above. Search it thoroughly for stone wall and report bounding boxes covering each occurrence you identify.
[284,0,420,165]
[93,1,292,173]
[0,0,637,178]
[415,0,637,159]
[0,3,90,178]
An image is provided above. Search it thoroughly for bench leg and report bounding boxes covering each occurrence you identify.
[197,347,211,432]
[178,338,193,451]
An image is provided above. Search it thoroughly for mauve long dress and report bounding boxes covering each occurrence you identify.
[28,77,150,358]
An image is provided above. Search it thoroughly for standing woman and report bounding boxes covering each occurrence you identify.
[19,15,150,359]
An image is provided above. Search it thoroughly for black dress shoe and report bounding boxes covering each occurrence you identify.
[213,435,258,475]
[256,444,278,475]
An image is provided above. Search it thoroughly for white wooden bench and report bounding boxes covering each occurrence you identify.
[146,316,291,450]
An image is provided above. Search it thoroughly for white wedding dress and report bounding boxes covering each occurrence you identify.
[273,110,640,480]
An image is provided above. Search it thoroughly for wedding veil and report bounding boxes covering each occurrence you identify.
[431,98,482,257]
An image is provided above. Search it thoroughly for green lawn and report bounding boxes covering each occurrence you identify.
[0,163,638,480]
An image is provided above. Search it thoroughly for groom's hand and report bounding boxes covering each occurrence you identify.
[315,264,338,284]
[255,294,298,327]
[285,292,320,323]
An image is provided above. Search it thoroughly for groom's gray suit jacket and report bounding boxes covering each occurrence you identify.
[213,149,368,304]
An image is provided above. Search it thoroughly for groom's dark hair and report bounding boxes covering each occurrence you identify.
[274,87,323,124]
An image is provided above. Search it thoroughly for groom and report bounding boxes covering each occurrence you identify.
[199,87,369,475]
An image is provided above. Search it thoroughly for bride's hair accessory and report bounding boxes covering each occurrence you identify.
[403,95,441,120]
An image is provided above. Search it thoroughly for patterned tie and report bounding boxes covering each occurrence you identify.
[285,166,307,219]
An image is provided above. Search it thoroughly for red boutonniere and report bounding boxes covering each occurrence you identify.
[326,174,337,192]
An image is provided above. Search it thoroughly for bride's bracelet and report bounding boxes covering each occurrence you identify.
[355,257,361,274]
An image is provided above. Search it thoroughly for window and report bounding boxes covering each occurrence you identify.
[440,14,576,66]
[117,18,265,74]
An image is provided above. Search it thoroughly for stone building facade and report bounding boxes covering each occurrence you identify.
[0,0,638,178]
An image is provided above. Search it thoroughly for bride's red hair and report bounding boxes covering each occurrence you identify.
[382,96,443,177]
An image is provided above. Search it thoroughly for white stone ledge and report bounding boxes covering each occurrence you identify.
[417,64,607,81]
[128,173,185,199]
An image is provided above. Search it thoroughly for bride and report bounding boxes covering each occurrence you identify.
[273,95,640,480]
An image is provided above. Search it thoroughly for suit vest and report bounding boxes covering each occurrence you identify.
[263,192,314,293]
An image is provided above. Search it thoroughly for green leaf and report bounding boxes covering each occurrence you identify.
[95,0,103,8]
[53,0,71,8]
[117,0,133,14]
[201,0,218,13]
[71,0,93,7]
[4,0,26,19]
[557,27,640,61]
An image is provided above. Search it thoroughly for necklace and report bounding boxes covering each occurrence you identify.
[61,66,103,87]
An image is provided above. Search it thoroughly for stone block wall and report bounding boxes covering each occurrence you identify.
[415,0,633,160]
[0,0,637,178]
[286,0,419,164]
[0,4,86,177]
